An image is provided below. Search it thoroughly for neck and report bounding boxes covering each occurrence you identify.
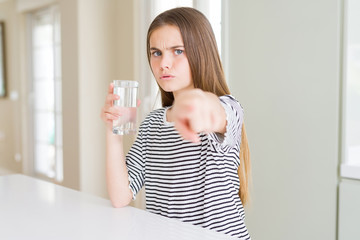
[172,85,195,100]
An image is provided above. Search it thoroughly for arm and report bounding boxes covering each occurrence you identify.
[101,83,133,208]
[169,89,227,143]
[105,132,133,208]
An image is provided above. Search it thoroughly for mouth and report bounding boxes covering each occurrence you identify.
[160,74,175,80]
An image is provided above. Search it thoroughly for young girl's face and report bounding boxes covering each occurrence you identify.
[149,25,193,97]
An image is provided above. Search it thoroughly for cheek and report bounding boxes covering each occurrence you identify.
[182,60,192,79]
[150,60,157,72]
[177,57,191,72]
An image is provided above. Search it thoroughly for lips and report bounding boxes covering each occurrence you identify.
[160,74,175,80]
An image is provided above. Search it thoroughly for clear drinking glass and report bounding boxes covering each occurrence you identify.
[112,80,139,135]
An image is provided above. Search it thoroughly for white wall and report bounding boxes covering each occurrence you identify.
[227,0,340,239]
[0,0,136,197]
[0,0,22,174]
[77,0,135,198]
[59,0,80,190]
[338,179,360,240]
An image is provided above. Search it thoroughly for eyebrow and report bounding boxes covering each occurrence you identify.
[150,45,184,51]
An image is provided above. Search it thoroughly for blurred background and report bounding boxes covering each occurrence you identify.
[0,0,359,239]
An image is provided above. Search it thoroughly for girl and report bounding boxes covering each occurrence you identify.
[101,7,251,239]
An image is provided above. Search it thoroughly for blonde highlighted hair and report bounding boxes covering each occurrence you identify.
[147,7,251,205]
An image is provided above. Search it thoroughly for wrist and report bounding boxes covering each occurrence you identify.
[106,128,124,141]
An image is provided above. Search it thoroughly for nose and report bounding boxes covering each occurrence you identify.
[160,53,172,71]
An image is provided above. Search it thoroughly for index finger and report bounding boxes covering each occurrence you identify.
[175,119,200,143]
[108,82,114,94]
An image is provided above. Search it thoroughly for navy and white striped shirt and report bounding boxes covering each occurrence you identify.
[126,95,250,239]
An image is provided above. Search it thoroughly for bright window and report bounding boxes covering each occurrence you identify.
[29,5,63,182]
[341,0,360,179]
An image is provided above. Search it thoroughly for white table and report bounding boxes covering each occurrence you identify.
[0,174,236,240]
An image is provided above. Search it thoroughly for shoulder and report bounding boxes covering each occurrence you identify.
[219,95,244,115]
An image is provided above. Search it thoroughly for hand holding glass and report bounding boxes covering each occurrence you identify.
[112,80,139,135]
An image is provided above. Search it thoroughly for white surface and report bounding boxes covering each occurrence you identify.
[341,164,360,180]
[0,174,235,240]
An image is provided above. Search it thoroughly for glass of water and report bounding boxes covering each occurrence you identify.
[112,80,139,135]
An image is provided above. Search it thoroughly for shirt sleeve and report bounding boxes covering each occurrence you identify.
[208,95,244,150]
[126,126,145,200]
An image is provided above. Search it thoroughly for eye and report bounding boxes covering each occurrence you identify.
[151,51,161,57]
[174,49,184,55]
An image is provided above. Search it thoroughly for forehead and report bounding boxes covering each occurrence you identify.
[149,25,184,47]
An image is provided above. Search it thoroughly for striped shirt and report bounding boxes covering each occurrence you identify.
[126,95,251,239]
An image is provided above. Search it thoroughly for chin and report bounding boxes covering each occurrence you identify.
[159,85,176,93]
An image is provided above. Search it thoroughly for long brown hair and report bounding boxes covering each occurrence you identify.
[146,7,251,206]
